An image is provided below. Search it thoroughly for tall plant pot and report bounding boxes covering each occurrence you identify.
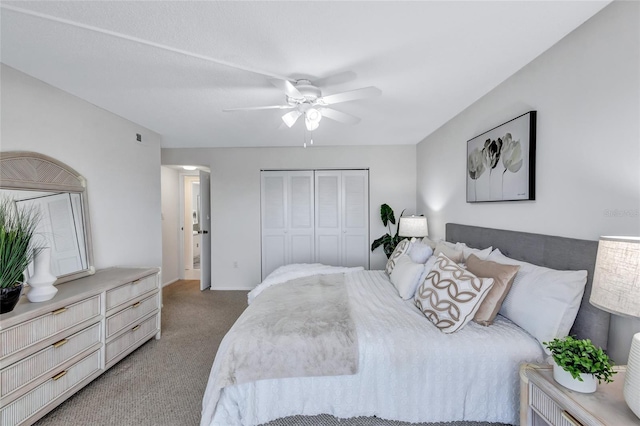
[27,247,58,303]
[1,283,23,314]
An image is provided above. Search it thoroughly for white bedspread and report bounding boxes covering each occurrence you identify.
[247,263,364,304]
[202,270,545,426]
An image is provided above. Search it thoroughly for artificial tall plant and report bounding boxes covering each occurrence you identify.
[371,203,405,259]
[0,196,42,289]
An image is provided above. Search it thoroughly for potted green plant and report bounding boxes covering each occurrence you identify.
[371,204,405,258]
[0,196,42,314]
[544,336,616,393]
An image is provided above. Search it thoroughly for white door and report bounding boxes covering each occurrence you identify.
[260,171,314,279]
[199,170,211,290]
[315,171,342,266]
[341,170,369,268]
[261,172,287,279]
[288,171,315,265]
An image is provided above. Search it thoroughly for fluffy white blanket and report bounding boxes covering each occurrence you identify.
[201,270,360,426]
[247,263,364,304]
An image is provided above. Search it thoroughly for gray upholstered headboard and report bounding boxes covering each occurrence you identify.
[446,223,610,350]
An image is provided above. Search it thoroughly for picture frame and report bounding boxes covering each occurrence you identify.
[466,111,536,203]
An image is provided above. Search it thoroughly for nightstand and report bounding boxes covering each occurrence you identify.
[520,364,639,426]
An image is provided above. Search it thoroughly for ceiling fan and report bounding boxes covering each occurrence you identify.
[223,77,382,131]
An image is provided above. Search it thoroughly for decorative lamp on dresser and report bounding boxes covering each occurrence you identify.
[0,151,162,425]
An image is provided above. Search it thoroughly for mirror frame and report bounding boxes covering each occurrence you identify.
[0,151,95,284]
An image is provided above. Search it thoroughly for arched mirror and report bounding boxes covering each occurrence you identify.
[0,151,95,284]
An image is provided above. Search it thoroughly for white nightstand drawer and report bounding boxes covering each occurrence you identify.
[105,313,158,365]
[105,292,159,339]
[530,383,584,426]
[105,274,157,311]
[0,323,101,400]
[0,295,101,360]
[0,350,101,426]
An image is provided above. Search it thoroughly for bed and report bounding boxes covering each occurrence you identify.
[201,223,610,426]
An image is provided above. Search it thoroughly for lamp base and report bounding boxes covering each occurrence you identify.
[625,333,640,418]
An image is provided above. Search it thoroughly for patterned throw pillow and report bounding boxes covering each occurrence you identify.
[414,254,494,333]
[385,239,411,276]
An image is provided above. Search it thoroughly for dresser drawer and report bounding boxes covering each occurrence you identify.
[105,313,158,365]
[0,295,101,360]
[530,383,584,426]
[0,323,101,401]
[1,350,101,426]
[106,292,159,339]
[105,274,158,311]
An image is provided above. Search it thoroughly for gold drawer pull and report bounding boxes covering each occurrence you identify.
[52,371,67,381]
[132,324,141,332]
[132,302,141,308]
[53,338,68,348]
[132,279,141,285]
[52,307,68,315]
[561,411,583,426]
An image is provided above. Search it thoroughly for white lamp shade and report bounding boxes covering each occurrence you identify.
[398,216,428,238]
[282,110,302,128]
[589,236,640,317]
[305,108,322,131]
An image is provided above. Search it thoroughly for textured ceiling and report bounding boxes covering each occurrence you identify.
[1,1,609,148]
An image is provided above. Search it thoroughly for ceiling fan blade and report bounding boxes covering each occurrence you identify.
[314,71,357,87]
[320,86,382,105]
[282,110,302,128]
[269,78,304,99]
[319,108,361,125]
[223,105,293,112]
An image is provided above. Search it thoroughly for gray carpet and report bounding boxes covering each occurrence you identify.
[35,280,510,426]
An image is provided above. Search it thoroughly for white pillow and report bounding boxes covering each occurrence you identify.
[416,255,438,285]
[487,249,587,348]
[385,239,411,276]
[434,241,464,263]
[414,254,494,333]
[407,242,433,264]
[390,254,426,300]
[455,242,492,261]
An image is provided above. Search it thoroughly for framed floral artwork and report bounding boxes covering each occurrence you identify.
[467,111,536,202]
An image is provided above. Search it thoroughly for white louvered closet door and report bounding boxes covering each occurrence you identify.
[261,171,314,279]
[315,170,369,269]
[341,170,369,268]
[315,171,342,267]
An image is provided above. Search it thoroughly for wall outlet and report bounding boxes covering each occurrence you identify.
[233,261,238,268]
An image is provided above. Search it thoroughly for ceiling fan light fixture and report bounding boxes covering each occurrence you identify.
[305,108,322,131]
[282,110,302,128]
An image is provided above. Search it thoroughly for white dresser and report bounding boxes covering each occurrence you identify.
[0,267,161,426]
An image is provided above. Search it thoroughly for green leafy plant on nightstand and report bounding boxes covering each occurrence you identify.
[544,336,617,384]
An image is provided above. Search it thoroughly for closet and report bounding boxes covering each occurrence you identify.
[261,170,369,279]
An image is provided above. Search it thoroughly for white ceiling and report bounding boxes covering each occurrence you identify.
[1,1,609,148]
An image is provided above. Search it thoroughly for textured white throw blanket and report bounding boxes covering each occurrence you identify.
[247,263,364,304]
[201,272,359,425]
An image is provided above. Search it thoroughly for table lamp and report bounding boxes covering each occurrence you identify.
[398,215,428,241]
[589,236,640,418]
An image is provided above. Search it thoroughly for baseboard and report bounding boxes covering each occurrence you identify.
[163,278,179,287]
[209,286,254,291]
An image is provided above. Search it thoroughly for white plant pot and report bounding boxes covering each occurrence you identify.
[27,248,58,303]
[553,360,597,393]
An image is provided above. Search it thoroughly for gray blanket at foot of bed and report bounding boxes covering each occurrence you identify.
[217,273,358,387]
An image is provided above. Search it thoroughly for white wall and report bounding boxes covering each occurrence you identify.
[162,145,417,290]
[416,1,639,363]
[1,65,162,272]
[161,166,180,285]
